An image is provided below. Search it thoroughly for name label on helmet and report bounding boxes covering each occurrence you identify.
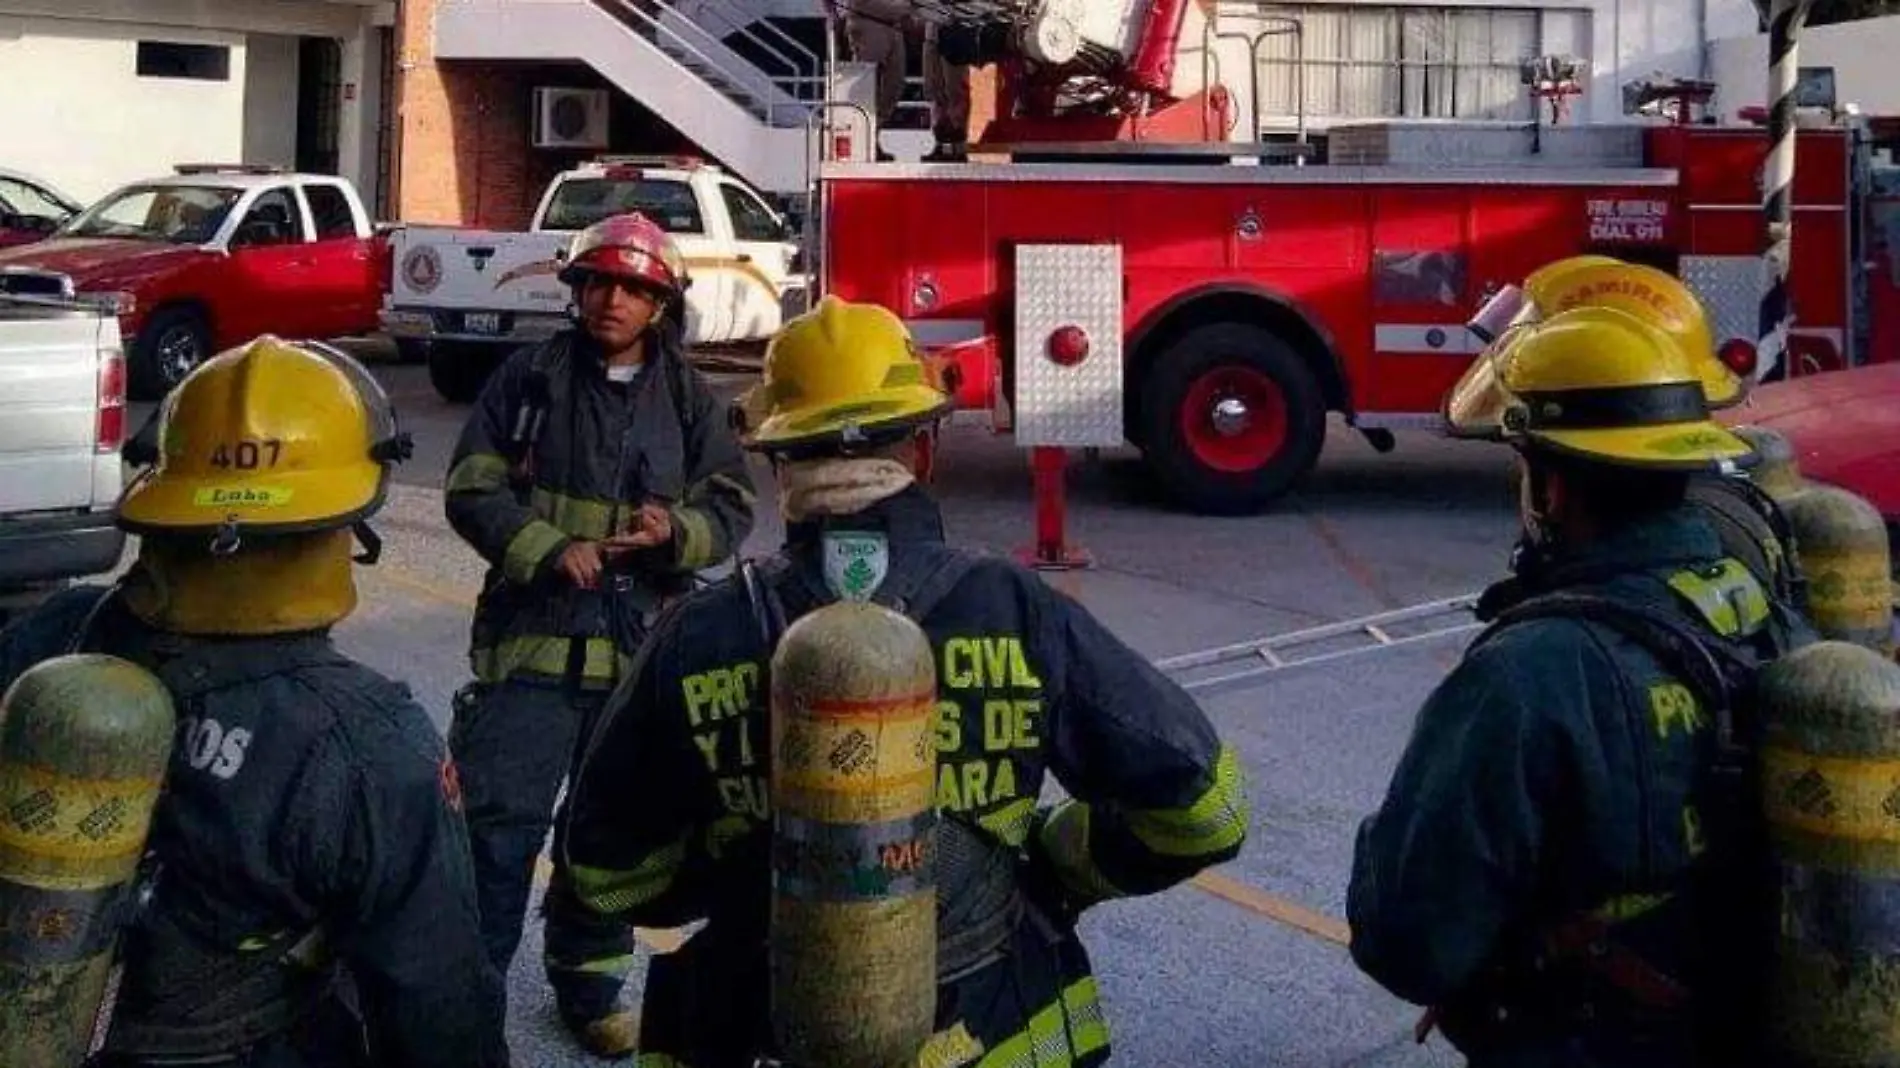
[823,532,889,602]
[192,486,293,508]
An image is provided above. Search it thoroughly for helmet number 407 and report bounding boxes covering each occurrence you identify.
[209,438,283,470]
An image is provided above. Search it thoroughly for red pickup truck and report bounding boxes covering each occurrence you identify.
[0,165,384,399]
[0,168,79,249]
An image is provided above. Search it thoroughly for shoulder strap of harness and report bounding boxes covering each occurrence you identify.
[1478,590,1753,761]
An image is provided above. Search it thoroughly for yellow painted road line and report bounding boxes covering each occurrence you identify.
[1191,870,1351,947]
[369,566,477,609]
[370,563,1356,951]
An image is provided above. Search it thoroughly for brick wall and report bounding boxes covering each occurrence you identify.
[394,0,540,228]
[393,0,710,229]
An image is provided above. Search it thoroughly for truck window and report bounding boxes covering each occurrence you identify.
[719,183,784,242]
[231,188,306,248]
[541,178,704,234]
[303,183,357,240]
[64,184,240,244]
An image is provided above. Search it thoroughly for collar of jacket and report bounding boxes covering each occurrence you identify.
[782,483,946,548]
[564,322,682,375]
[1477,504,1726,621]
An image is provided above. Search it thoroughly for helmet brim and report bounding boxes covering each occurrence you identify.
[744,385,952,454]
[1524,421,1758,471]
[117,460,388,537]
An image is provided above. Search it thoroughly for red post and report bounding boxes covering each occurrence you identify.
[1016,446,1092,570]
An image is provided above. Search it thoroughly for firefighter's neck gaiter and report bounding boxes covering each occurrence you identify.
[778,457,916,522]
[122,529,359,636]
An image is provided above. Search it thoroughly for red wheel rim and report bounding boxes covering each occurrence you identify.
[1178,365,1288,474]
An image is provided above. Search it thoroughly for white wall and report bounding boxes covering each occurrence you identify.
[242,34,300,170]
[0,1,390,206]
[0,16,250,203]
[1709,13,1900,120]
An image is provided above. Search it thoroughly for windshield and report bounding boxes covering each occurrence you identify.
[61,184,242,243]
[541,178,704,234]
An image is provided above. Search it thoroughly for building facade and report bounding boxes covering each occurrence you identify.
[0,0,395,210]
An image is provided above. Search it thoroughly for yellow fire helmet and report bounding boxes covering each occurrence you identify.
[737,294,953,456]
[1522,255,1745,409]
[1443,305,1755,471]
[118,336,413,557]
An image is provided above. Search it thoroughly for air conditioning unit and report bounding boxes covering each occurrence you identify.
[532,87,610,150]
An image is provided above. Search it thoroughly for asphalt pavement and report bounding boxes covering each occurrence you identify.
[118,344,1527,1067]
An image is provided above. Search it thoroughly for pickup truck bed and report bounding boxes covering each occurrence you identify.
[0,296,128,614]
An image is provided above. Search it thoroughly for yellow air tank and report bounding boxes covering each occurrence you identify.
[1783,485,1894,656]
[0,654,176,1068]
[768,601,940,1068]
[1758,640,1900,1065]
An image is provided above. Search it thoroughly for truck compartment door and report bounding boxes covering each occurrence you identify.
[1363,188,1474,414]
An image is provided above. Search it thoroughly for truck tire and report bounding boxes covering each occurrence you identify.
[428,343,499,404]
[1136,322,1326,515]
[129,306,211,401]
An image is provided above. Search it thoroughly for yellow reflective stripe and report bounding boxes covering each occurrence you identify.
[1592,891,1672,924]
[969,977,1110,1068]
[446,452,510,494]
[672,506,715,570]
[1666,558,1769,638]
[1125,744,1250,858]
[570,837,689,914]
[472,635,630,686]
[636,1056,690,1068]
[530,486,619,541]
[1035,800,1123,903]
[552,953,638,976]
[504,519,569,585]
[975,798,1036,849]
[917,1023,987,1068]
[709,471,757,504]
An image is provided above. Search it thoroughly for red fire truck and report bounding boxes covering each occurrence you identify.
[811,2,1897,536]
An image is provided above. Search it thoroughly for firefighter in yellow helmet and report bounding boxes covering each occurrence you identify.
[1350,306,1812,1067]
[561,295,1249,1068]
[1466,253,1800,604]
[0,337,510,1068]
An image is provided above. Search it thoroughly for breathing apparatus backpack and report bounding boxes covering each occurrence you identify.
[1427,581,1809,1062]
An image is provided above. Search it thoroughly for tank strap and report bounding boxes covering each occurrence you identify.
[1663,559,1771,641]
[101,923,335,1062]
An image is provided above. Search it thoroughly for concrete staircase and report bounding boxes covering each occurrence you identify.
[434,0,827,194]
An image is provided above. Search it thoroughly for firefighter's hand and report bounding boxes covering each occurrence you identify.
[558,540,606,589]
[604,503,673,554]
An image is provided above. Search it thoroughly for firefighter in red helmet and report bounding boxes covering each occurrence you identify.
[443,211,757,1056]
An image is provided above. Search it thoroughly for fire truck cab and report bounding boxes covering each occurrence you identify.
[819,114,1880,516]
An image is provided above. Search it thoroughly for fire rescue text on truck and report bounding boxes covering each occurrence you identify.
[808,0,1900,551]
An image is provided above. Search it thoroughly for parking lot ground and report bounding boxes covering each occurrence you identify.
[112,353,1521,1066]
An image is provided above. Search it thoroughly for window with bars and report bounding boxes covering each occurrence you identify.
[1246,5,1590,126]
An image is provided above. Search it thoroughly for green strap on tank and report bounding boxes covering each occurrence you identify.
[1665,558,1770,640]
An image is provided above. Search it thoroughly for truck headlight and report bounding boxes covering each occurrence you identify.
[78,290,137,317]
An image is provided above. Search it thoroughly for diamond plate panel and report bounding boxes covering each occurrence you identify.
[1680,255,1762,351]
[1013,244,1125,448]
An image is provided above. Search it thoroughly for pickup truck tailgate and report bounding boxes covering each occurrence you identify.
[390,227,571,312]
[0,311,104,513]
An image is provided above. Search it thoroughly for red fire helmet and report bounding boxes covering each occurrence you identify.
[558,212,688,297]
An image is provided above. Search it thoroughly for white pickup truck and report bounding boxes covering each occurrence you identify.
[381,156,809,402]
[0,291,128,622]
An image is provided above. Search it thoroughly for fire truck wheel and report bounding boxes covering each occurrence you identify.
[129,306,211,401]
[1139,323,1325,515]
[428,343,500,404]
